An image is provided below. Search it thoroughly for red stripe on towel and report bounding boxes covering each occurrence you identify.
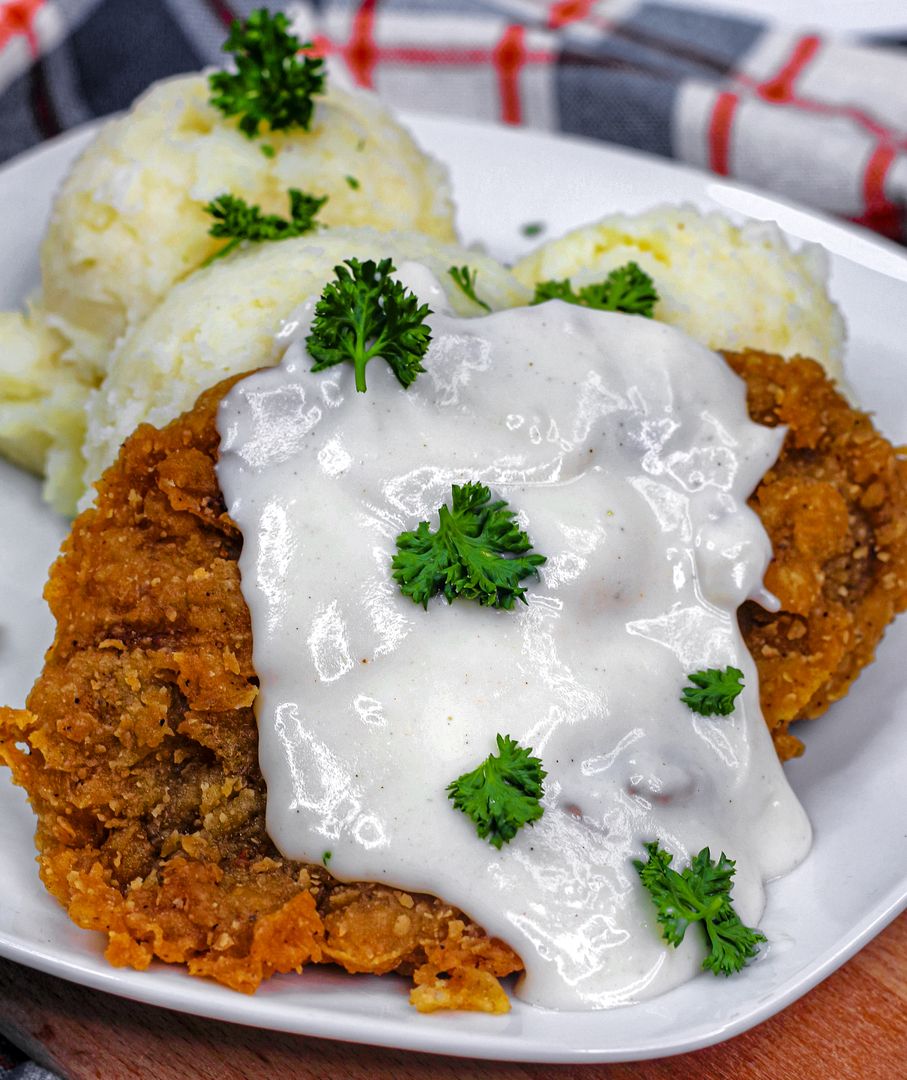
[493,24,527,125]
[708,91,739,176]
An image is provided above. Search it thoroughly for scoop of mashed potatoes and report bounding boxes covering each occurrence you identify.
[40,73,458,379]
[0,308,90,512]
[78,228,530,510]
[514,206,846,382]
[0,71,462,512]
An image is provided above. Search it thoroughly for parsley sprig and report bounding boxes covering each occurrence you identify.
[447,734,546,849]
[392,482,546,610]
[634,841,766,976]
[448,265,491,312]
[208,9,325,138]
[532,261,658,317]
[306,258,432,393]
[202,188,326,264]
[681,666,744,716]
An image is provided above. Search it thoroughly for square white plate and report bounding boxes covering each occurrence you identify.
[0,114,904,1063]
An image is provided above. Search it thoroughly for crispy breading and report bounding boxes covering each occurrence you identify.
[1,353,905,1004]
[726,351,907,758]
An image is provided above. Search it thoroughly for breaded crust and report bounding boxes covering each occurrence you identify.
[2,352,906,1004]
[726,351,907,758]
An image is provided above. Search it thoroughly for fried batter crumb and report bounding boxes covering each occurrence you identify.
[2,352,905,1003]
[725,351,907,757]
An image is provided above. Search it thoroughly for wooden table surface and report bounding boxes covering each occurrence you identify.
[0,913,903,1080]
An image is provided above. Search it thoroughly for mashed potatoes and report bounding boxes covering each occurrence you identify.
[0,72,462,512]
[514,206,846,382]
[79,228,530,509]
[0,309,89,511]
[41,74,457,378]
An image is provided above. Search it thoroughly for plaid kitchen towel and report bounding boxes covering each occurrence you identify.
[0,0,905,240]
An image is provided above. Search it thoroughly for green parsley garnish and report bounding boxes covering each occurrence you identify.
[392,482,546,610]
[532,261,658,317]
[306,258,432,393]
[345,175,361,190]
[634,841,766,976]
[202,188,326,265]
[521,221,545,238]
[322,850,332,866]
[447,734,546,849]
[448,265,491,313]
[208,8,325,138]
[681,666,744,716]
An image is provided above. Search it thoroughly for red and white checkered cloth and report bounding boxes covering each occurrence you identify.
[0,0,905,240]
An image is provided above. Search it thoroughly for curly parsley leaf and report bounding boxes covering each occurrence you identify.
[392,482,547,610]
[306,258,432,393]
[681,666,744,716]
[447,734,546,849]
[208,8,325,138]
[448,265,491,313]
[634,841,766,976]
[202,188,326,264]
[532,261,658,317]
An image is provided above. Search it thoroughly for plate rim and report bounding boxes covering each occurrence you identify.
[0,879,903,1063]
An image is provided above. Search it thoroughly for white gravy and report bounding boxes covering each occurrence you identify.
[216,264,812,1009]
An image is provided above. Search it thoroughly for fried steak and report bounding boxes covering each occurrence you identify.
[1,352,905,1009]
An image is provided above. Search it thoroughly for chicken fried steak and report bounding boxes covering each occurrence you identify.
[1,353,905,1006]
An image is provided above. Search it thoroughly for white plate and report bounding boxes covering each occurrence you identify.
[0,116,905,1064]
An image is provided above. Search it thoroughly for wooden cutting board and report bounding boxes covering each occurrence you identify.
[0,913,903,1079]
